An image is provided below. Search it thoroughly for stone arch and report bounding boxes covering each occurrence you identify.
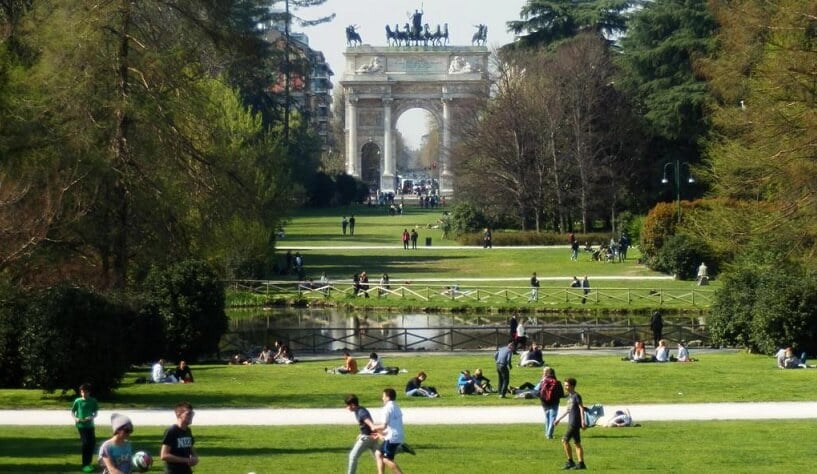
[341,45,489,194]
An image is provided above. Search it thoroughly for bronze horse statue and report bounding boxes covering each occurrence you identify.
[346,25,362,47]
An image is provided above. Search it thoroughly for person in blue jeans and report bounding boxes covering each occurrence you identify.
[539,367,564,439]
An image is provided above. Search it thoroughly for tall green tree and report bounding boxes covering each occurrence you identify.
[2,1,289,288]
[507,0,633,49]
[695,0,817,263]
[617,0,716,145]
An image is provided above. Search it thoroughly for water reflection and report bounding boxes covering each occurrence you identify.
[227,308,708,354]
[229,308,510,353]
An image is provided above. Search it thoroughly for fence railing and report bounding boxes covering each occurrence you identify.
[228,280,714,307]
[228,323,709,354]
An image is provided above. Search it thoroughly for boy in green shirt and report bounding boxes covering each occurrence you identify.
[71,382,98,473]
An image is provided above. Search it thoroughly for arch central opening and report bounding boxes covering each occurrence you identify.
[396,108,439,195]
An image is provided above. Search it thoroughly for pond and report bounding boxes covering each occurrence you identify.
[226,308,708,355]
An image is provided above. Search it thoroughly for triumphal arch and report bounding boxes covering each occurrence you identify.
[340,43,489,194]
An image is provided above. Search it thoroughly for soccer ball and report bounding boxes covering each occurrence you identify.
[131,450,153,472]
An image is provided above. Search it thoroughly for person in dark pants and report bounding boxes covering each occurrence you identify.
[494,342,515,398]
[555,377,586,470]
[581,275,590,304]
[650,310,664,348]
[349,215,356,235]
[71,383,98,473]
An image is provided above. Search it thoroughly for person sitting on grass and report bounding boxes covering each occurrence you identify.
[520,342,544,367]
[152,359,177,383]
[472,368,493,393]
[360,352,385,374]
[327,350,358,374]
[405,371,439,398]
[624,341,648,362]
[173,360,194,383]
[781,347,807,369]
[273,340,296,364]
[654,339,670,363]
[676,341,693,362]
[456,370,485,395]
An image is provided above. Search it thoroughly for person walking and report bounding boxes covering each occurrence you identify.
[345,394,378,474]
[483,228,492,248]
[342,216,349,235]
[410,229,418,249]
[349,215,356,235]
[554,377,586,470]
[494,342,515,398]
[529,272,540,302]
[650,310,664,348]
[539,367,564,439]
[374,388,405,474]
[71,383,98,473]
[160,401,199,474]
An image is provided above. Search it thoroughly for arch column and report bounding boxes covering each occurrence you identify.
[345,94,359,177]
[440,95,453,194]
[381,97,395,193]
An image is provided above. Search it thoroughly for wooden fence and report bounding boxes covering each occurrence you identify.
[228,280,714,307]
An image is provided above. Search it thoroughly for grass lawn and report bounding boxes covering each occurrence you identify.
[238,207,717,311]
[2,352,813,472]
[0,352,808,409]
[1,421,812,473]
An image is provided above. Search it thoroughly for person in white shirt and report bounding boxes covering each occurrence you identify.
[151,359,177,383]
[677,341,691,362]
[360,352,385,374]
[654,340,670,362]
[374,388,405,474]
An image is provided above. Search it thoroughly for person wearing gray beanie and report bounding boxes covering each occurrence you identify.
[110,413,133,434]
[100,413,134,473]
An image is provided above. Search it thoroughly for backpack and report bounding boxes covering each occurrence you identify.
[539,376,564,405]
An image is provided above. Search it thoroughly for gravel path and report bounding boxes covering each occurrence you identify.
[4,401,816,426]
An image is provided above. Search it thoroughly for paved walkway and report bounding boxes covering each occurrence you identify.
[4,402,817,426]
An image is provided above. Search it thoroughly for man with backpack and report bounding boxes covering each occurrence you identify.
[539,366,564,439]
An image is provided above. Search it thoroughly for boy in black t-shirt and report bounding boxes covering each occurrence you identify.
[161,401,198,474]
[554,377,586,470]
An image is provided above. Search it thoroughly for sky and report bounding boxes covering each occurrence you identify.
[288,0,529,147]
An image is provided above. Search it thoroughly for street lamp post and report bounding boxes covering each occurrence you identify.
[661,160,695,223]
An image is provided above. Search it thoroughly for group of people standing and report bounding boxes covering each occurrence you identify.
[400,228,419,249]
[341,215,357,236]
[71,384,198,474]
[493,341,588,469]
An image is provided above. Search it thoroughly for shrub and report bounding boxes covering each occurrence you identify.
[640,202,678,260]
[652,234,716,280]
[0,285,25,387]
[142,260,228,362]
[450,202,487,235]
[749,268,817,355]
[709,260,817,354]
[18,286,131,395]
[455,231,617,247]
[708,268,759,349]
